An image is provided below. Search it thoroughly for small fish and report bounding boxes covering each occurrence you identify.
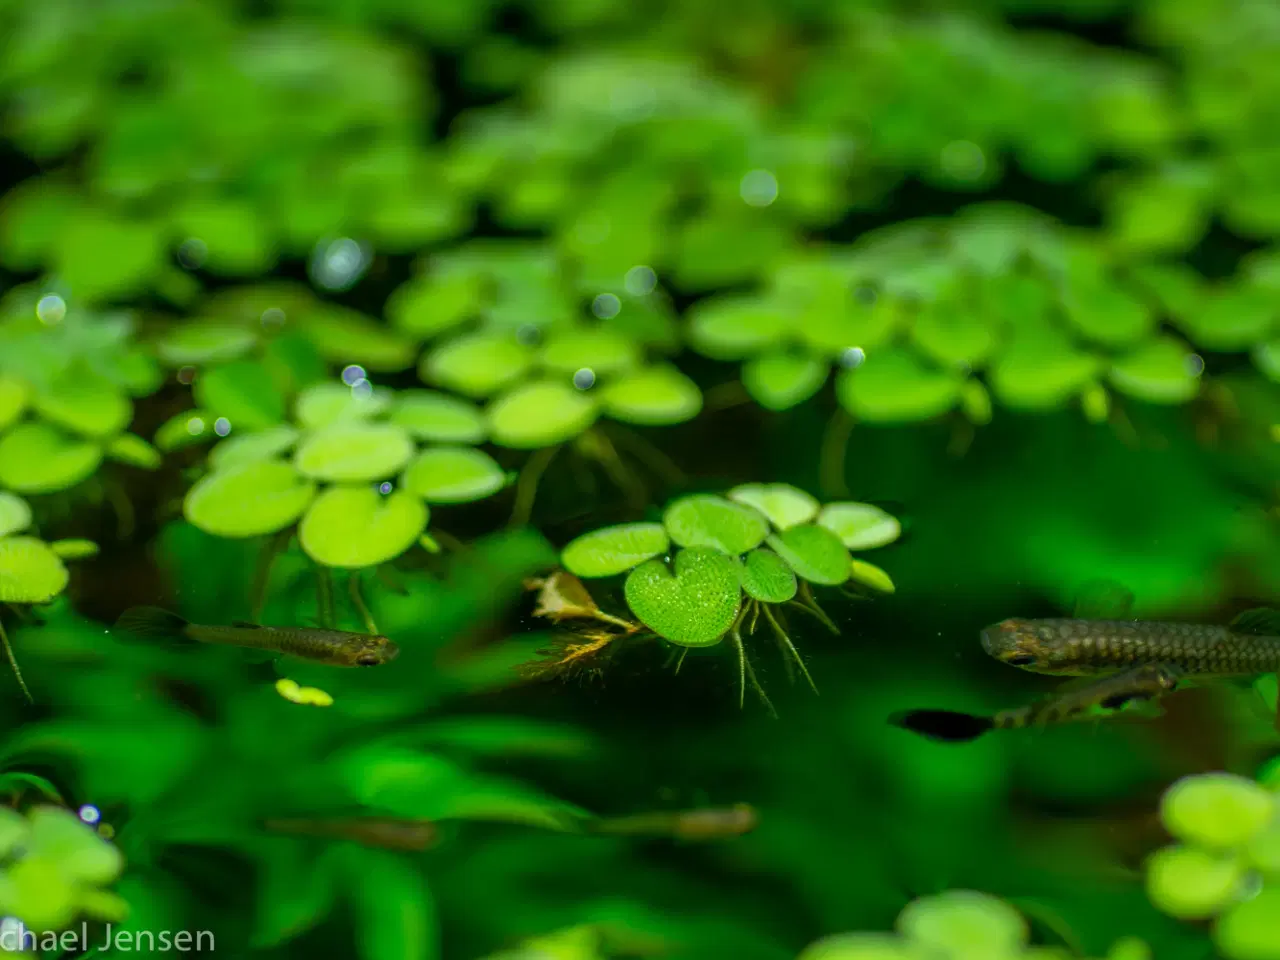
[113,607,399,667]
[892,663,1183,743]
[262,817,437,851]
[584,803,759,841]
[980,608,1280,678]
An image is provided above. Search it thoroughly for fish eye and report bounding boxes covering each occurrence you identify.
[355,654,380,666]
[1006,655,1037,666]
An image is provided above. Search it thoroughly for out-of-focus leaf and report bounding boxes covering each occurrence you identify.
[0,536,69,602]
[742,352,828,411]
[193,359,287,432]
[0,492,32,537]
[105,432,162,469]
[598,364,702,425]
[184,460,315,538]
[342,845,439,960]
[295,423,415,483]
[251,840,341,949]
[836,348,963,422]
[487,380,598,449]
[299,486,427,569]
[33,373,132,438]
[0,423,102,494]
[401,447,507,504]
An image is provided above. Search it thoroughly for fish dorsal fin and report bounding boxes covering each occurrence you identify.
[1071,579,1136,620]
[231,620,262,629]
[1230,608,1280,637]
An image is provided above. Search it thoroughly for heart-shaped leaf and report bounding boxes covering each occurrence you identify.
[294,423,415,483]
[742,352,828,411]
[818,503,901,550]
[0,536,69,603]
[208,426,301,471]
[727,484,819,530]
[401,447,507,504]
[295,383,393,431]
[561,523,670,578]
[739,548,797,603]
[0,423,102,494]
[598,364,703,425]
[624,548,741,647]
[390,391,487,444]
[663,494,769,555]
[767,524,852,585]
[33,374,132,439]
[184,460,316,538]
[299,486,428,569]
[421,332,535,397]
[487,380,598,449]
[0,493,32,537]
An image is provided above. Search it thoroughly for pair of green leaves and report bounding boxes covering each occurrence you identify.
[0,492,99,602]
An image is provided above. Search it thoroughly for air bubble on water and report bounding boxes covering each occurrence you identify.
[78,804,101,824]
[379,482,392,495]
[36,294,65,325]
[177,238,208,269]
[592,293,621,319]
[351,378,373,399]
[740,169,778,207]
[261,307,285,328]
[516,324,541,345]
[625,265,657,296]
[573,368,596,390]
[310,237,370,292]
[213,417,231,437]
[840,347,866,369]
[187,417,206,436]
[341,364,366,385]
[1185,353,1205,376]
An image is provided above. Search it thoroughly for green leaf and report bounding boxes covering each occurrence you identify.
[848,558,895,594]
[386,271,483,339]
[597,363,703,425]
[0,376,31,431]
[105,432,162,469]
[155,324,259,367]
[798,933,926,960]
[817,503,901,550]
[540,327,641,377]
[0,493,32,537]
[343,846,439,960]
[738,548,797,603]
[960,380,993,426]
[302,307,418,373]
[184,460,316,538]
[193,359,287,432]
[624,548,742,647]
[294,382,393,431]
[390,390,487,444]
[662,494,770,555]
[836,348,963,422]
[154,409,214,452]
[299,486,428,569]
[1256,340,1280,383]
[0,536,69,603]
[766,525,852,586]
[401,447,508,504]
[727,483,819,530]
[896,891,1029,957]
[910,305,996,368]
[742,352,828,411]
[989,326,1101,411]
[1062,279,1156,348]
[0,177,79,271]
[487,380,598,449]
[1107,336,1203,404]
[173,199,276,274]
[686,296,790,360]
[1214,888,1280,960]
[55,210,164,303]
[1160,773,1275,849]
[1145,845,1244,920]
[560,522,670,578]
[47,539,99,560]
[251,841,341,949]
[294,423,416,483]
[26,805,122,884]
[0,422,102,494]
[208,425,301,471]
[421,332,536,398]
[33,374,132,438]
[1180,285,1275,351]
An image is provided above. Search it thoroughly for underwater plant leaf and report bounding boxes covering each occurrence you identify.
[208,425,300,471]
[33,373,132,438]
[386,271,483,339]
[192,358,287,432]
[1,856,78,930]
[421,332,536,397]
[0,808,28,856]
[624,547,742,647]
[155,323,258,366]
[989,326,1101,411]
[560,522,669,578]
[0,376,30,432]
[959,379,993,426]
[1214,887,1280,960]
[597,363,703,425]
[1179,285,1274,351]
[47,539,99,560]
[686,295,790,360]
[1145,844,1244,920]
[343,846,439,960]
[910,305,996,368]
[55,210,164,303]
[741,351,828,411]
[401,447,507,504]
[25,805,122,885]
[154,409,214,452]
[739,548,798,603]
[1159,773,1275,849]
[299,485,428,569]
[896,890,1029,957]
[393,716,592,759]
[301,306,418,373]
[251,841,341,949]
[663,494,770,555]
[836,348,963,422]
[184,460,316,538]
[105,432,162,469]
[295,382,393,431]
[294,423,416,482]
[797,932,927,960]
[0,422,102,494]
[1062,279,1155,348]
[0,492,32,537]
[173,198,276,274]
[727,483,820,530]
[1107,336,1202,404]
[540,327,642,377]
[766,524,852,586]
[818,503,902,550]
[390,390,487,444]
[0,536,69,602]
[848,559,895,594]
[487,379,599,449]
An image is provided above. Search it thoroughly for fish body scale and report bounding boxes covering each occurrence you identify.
[1035,619,1280,675]
[188,624,358,662]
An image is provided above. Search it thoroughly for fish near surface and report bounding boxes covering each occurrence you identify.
[262,817,437,851]
[585,803,760,841]
[113,606,399,667]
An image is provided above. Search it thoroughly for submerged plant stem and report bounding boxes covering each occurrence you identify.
[819,409,855,498]
[0,613,33,704]
[315,566,335,628]
[349,572,378,635]
[510,445,562,528]
[106,480,136,541]
[796,582,840,635]
[582,429,648,509]
[762,604,817,694]
[250,528,293,622]
[599,423,686,488]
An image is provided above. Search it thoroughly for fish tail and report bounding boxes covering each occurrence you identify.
[113,606,192,644]
[889,709,993,742]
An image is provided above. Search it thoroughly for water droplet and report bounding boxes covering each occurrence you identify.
[573,368,596,390]
[840,347,866,369]
[625,265,657,296]
[177,237,208,269]
[379,482,392,495]
[261,307,286,328]
[940,140,986,181]
[78,804,101,824]
[341,364,366,385]
[739,169,779,207]
[213,417,231,437]
[592,293,621,319]
[351,378,373,399]
[310,237,370,292]
[36,294,65,325]
[516,324,541,346]
[1185,353,1205,376]
[177,366,196,385]
[186,417,206,436]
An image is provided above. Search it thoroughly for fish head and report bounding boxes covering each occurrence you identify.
[980,619,1081,674]
[350,635,400,666]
